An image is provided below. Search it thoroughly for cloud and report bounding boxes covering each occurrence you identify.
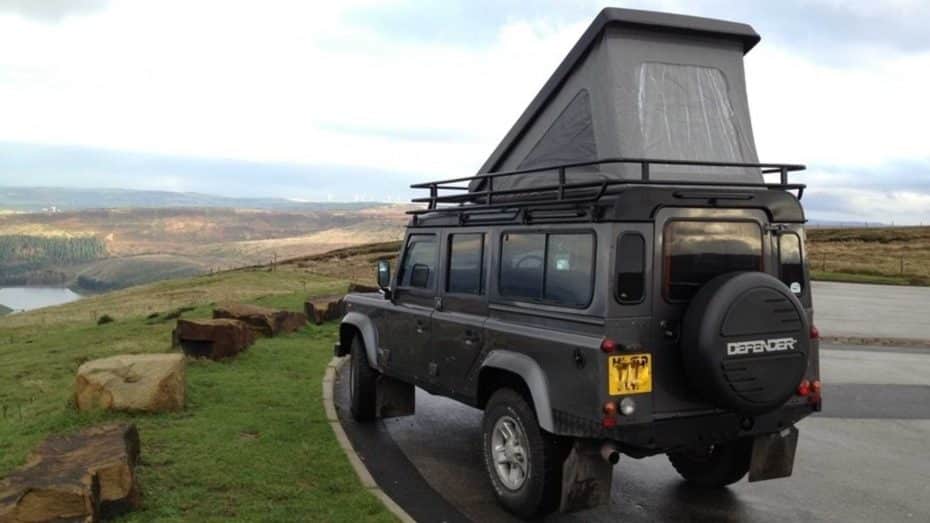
[620,0,930,64]
[0,0,108,23]
[803,188,930,225]
[345,0,602,47]
[0,1,928,223]
[0,141,421,202]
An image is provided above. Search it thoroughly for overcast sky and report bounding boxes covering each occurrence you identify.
[1,0,929,223]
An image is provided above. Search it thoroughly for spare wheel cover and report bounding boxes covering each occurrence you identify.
[681,271,810,414]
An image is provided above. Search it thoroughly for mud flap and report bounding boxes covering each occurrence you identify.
[749,426,798,482]
[559,441,614,513]
[375,375,415,419]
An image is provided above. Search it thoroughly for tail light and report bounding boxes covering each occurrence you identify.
[600,338,618,353]
[809,380,823,409]
[810,325,820,340]
[602,401,618,427]
[602,401,618,416]
[797,379,811,397]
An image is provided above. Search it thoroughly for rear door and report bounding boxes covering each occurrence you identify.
[651,207,772,415]
[430,231,488,397]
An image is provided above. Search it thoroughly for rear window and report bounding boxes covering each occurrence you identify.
[663,221,762,302]
[500,232,594,307]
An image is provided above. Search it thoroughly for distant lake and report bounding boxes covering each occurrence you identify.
[0,287,83,313]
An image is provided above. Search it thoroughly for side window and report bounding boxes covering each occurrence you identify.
[397,234,437,290]
[616,233,646,303]
[779,233,804,295]
[499,232,595,307]
[447,233,484,295]
[545,234,594,307]
[500,233,545,300]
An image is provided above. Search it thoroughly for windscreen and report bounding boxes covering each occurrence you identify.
[663,220,762,302]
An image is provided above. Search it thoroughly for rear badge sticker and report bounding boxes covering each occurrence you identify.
[727,337,798,356]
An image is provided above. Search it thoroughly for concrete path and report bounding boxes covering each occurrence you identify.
[812,281,930,340]
[336,344,930,522]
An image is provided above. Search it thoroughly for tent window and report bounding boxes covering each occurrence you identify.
[518,89,597,170]
[637,63,750,163]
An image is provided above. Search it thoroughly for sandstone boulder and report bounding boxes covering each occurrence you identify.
[173,318,254,360]
[212,303,307,337]
[304,297,346,325]
[0,423,141,522]
[274,310,308,334]
[75,354,185,412]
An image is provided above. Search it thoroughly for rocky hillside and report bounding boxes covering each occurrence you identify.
[0,206,410,291]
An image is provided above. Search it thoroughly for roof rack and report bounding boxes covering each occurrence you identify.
[408,157,805,222]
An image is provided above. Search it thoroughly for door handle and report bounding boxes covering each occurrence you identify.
[416,320,426,334]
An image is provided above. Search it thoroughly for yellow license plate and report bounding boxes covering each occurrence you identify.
[608,354,652,395]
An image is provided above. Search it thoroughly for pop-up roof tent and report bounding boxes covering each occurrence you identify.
[470,8,765,194]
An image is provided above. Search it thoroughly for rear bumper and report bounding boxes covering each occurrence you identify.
[553,403,816,457]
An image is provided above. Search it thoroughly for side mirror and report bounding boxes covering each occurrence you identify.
[377,260,392,296]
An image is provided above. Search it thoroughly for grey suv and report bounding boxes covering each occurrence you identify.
[336,8,820,518]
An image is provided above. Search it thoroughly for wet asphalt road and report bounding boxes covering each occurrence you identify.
[335,345,930,522]
[812,281,930,341]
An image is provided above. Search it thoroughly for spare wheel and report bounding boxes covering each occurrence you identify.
[680,271,810,414]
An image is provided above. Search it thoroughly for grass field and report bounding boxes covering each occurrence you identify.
[807,226,930,286]
[0,266,394,521]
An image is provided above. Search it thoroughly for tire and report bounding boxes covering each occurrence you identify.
[349,335,377,422]
[667,438,752,488]
[481,388,565,518]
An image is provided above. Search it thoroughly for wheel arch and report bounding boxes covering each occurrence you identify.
[340,312,380,371]
[478,351,555,432]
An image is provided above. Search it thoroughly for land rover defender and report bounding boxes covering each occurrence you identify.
[336,8,820,518]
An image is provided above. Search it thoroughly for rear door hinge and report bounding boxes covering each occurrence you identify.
[765,224,787,235]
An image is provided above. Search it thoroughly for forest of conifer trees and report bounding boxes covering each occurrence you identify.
[0,235,107,284]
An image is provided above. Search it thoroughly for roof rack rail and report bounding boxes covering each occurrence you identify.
[408,157,805,219]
